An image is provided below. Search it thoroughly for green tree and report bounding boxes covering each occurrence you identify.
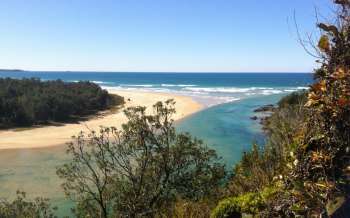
[57,100,225,218]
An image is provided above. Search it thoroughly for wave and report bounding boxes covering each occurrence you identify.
[102,85,308,108]
[261,90,283,95]
[104,85,304,96]
[183,87,274,93]
[102,86,170,93]
[296,86,309,90]
[284,89,297,92]
[120,84,154,87]
[69,80,114,85]
[161,84,197,87]
[91,80,114,85]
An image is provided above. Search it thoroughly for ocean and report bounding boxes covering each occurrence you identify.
[0,71,313,215]
[0,71,311,107]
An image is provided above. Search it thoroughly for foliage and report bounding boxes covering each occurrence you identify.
[0,191,57,218]
[226,144,277,196]
[211,186,280,218]
[161,198,213,218]
[276,91,307,108]
[287,1,350,216]
[0,78,124,128]
[211,197,243,218]
[57,100,225,218]
[215,1,350,216]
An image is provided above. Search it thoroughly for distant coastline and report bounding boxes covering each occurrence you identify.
[0,69,24,72]
[0,69,312,74]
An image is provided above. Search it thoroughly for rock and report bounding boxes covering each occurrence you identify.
[250,116,258,120]
[253,104,275,112]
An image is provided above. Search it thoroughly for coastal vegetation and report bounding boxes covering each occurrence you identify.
[0,78,124,128]
[212,0,350,217]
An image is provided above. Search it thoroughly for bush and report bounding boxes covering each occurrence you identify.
[211,186,279,218]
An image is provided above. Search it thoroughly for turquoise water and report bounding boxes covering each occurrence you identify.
[0,72,312,215]
[177,94,283,168]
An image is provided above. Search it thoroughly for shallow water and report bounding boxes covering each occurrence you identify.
[177,94,283,167]
[0,145,72,216]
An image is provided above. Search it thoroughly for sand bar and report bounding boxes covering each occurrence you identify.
[0,90,203,149]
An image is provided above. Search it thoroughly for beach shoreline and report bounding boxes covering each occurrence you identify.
[0,90,203,150]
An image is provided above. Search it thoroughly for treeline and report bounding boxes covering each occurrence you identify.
[0,78,124,128]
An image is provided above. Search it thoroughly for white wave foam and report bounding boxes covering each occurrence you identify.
[215,96,241,103]
[183,87,274,93]
[89,80,114,85]
[184,87,244,93]
[188,95,241,107]
[121,84,154,87]
[244,93,257,96]
[102,85,308,108]
[102,86,171,93]
[101,86,123,91]
[261,90,283,95]
[296,86,309,90]
[161,84,197,87]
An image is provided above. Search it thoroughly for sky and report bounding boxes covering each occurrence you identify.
[0,0,335,72]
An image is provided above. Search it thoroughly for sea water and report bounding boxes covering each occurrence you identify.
[0,71,313,216]
[0,71,312,106]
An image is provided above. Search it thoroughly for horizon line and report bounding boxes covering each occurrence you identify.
[0,69,313,74]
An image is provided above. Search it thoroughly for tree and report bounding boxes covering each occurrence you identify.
[57,100,225,218]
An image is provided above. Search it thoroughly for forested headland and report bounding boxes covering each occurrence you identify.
[0,78,124,128]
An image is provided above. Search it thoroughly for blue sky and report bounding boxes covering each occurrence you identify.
[0,0,334,72]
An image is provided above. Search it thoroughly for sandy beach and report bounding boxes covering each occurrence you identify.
[0,90,203,149]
